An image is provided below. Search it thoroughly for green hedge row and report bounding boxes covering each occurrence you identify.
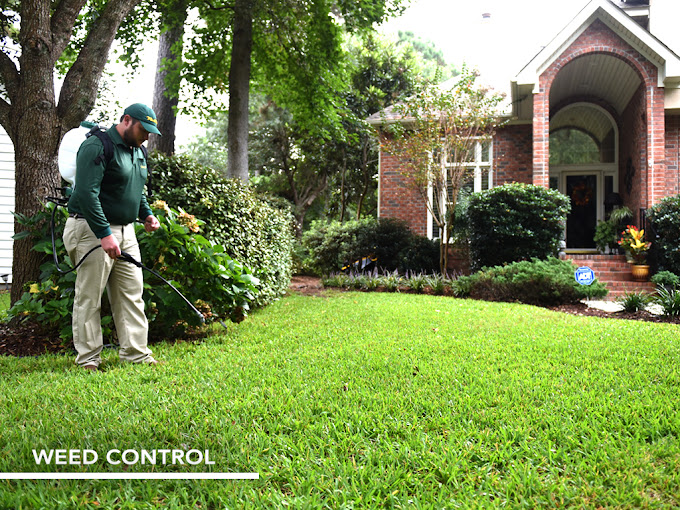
[150,153,295,306]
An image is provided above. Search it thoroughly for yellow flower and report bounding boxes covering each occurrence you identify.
[151,200,171,214]
[178,211,200,233]
[29,283,40,294]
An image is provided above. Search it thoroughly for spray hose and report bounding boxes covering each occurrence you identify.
[47,195,205,324]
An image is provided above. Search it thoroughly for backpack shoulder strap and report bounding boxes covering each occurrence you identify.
[85,126,114,168]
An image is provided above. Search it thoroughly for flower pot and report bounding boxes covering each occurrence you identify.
[630,264,650,281]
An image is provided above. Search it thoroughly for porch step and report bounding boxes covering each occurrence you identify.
[561,254,656,300]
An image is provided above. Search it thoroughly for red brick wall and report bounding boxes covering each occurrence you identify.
[665,114,680,197]
[620,84,646,223]
[493,125,533,185]
[534,19,664,209]
[378,151,428,236]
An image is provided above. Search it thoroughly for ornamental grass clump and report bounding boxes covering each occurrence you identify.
[654,286,680,317]
[616,291,652,313]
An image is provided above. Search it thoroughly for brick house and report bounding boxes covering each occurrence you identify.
[369,0,680,264]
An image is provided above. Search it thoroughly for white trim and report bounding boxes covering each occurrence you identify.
[514,0,680,91]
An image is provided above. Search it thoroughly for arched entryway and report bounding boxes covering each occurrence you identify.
[549,103,619,249]
[547,52,645,251]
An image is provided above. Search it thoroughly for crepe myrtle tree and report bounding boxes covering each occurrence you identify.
[378,67,505,273]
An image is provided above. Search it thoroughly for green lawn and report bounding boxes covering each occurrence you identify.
[1,291,679,508]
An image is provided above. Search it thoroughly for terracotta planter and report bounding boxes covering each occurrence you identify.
[630,264,650,281]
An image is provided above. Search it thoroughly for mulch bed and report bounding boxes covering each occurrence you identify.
[2,277,677,358]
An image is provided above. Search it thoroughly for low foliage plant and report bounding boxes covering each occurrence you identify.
[455,257,608,306]
[8,201,259,341]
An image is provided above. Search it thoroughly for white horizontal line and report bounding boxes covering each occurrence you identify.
[1,472,259,480]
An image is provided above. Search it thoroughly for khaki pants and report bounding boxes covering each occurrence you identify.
[63,218,153,366]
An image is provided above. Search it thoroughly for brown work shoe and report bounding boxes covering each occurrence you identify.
[82,364,98,372]
[147,359,165,366]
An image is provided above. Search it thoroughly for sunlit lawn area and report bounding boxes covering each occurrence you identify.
[1,291,679,508]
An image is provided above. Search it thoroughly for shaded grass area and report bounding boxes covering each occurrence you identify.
[1,292,679,508]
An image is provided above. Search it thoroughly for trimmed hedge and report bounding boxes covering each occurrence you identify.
[150,153,295,306]
[648,194,680,274]
[467,183,570,271]
[455,257,608,306]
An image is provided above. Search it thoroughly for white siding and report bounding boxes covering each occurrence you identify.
[0,126,13,283]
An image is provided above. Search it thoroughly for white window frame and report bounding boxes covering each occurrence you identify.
[427,139,493,240]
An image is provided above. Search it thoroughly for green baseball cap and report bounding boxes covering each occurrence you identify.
[124,103,162,135]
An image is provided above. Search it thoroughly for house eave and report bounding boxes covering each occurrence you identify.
[513,0,680,92]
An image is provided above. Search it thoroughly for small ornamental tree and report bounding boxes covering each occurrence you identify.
[377,67,505,273]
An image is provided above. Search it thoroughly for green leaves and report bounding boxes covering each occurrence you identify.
[467,183,571,270]
[150,152,295,306]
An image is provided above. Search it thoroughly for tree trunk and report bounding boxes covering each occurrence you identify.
[2,0,142,304]
[227,0,253,181]
[148,2,188,155]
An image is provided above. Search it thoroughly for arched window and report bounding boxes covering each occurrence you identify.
[549,129,601,165]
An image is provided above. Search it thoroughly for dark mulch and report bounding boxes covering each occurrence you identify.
[2,278,678,358]
[0,320,66,357]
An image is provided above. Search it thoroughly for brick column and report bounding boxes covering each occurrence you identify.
[532,81,550,188]
[646,84,667,207]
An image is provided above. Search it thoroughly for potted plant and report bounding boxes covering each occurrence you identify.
[593,206,632,254]
[618,225,651,280]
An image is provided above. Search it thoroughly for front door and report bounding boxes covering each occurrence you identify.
[565,174,598,249]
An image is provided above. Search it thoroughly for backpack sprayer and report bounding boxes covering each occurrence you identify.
[49,122,205,323]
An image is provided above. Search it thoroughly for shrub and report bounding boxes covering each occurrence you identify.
[648,194,680,274]
[397,235,440,274]
[137,202,259,339]
[9,202,95,340]
[150,152,294,306]
[650,270,680,289]
[9,202,258,341]
[466,183,571,271]
[455,257,607,306]
[302,218,434,275]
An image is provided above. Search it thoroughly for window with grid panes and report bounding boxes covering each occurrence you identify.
[430,140,493,239]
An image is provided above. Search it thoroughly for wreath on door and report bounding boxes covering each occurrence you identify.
[571,181,593,207]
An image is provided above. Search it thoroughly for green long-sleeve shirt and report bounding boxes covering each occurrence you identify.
[68,125,153,239]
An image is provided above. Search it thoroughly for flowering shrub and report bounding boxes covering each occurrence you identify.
[9,201,259,341]
[137,201,259,339]
[618,225,651,264]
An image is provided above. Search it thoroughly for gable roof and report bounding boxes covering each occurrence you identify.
[514,0,680,91]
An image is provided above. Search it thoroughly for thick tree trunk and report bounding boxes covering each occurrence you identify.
[148,3,188,155]
[2,0,142,304]
[227,0,253,181]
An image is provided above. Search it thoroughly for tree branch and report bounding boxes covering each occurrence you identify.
[0,96,11,131]
[202,0,234,11]
[57,0,142,127]
[50,0,88,62]
[0,50,20,104]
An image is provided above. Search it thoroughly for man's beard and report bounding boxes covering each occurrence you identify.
[122,125,141,147]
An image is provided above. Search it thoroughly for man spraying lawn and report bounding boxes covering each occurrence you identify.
[63,104,163,372]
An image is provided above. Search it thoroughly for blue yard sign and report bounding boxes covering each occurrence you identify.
[575,266,595,286]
